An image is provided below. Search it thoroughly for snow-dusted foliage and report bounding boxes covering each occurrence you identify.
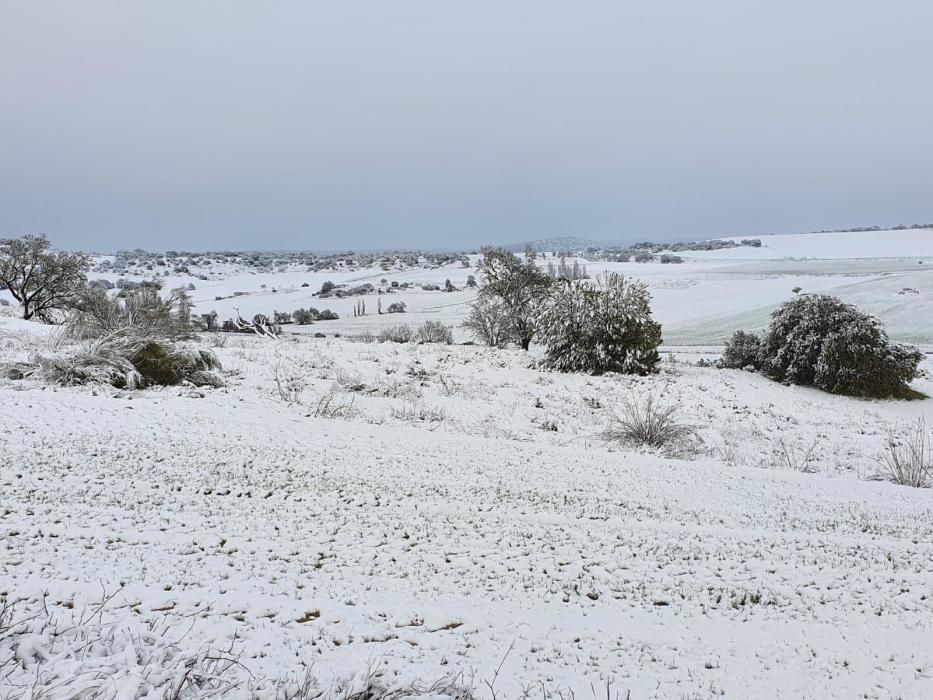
[721,330,762,370]
[475,247,552,350]
[759,295,922,398]
[71,282,194,342]
[538,273,661,375]
[0,234,90,321]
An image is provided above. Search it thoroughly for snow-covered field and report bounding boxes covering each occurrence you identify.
[44,228,931,348]
[2,229,933,698]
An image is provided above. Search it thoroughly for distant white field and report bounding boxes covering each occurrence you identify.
[690,228,933,260]
[2,229,931,347]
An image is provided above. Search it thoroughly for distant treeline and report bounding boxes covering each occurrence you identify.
[583,237,761,263]
[814,223,933,234]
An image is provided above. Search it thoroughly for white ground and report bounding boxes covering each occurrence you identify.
[2,229,933,698]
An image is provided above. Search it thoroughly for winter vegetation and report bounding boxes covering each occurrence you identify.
[537,273,661,375]
[2,228,933,698]
[722,295,923,399]
[0,234,89,321]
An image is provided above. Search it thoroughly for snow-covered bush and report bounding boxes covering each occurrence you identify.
[462,295,514,347]
[131,341,223,388]
[70,284,194,342]
[538,273,661,375]
[39,339,223,389]
[38,343,145,389]
[721,330,762,370]
[387,301,407,313]
[25,285,225,389]
[758,295,921,398]
[416,320,453,344]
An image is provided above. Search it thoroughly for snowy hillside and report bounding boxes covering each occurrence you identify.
[1,335,932,698]
[1,228,933,698]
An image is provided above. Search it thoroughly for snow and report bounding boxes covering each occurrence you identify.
[2,333,933,697]
[689,228,933,260]
[2,228,933,697]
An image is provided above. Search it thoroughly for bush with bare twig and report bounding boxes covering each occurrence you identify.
[416,320,453,344]
[314,390,356,419]
[602,391,697,454]
[379,324,415,343]
[875,419,932,487]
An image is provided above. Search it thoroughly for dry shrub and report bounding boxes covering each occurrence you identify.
[391,401,447,425]
[379,324,414,343]
[274,359,307,404]
[131,342,222,387]
[876,419,932,487]
[0,595,474,699]
[776,437,820,473]
[314,390,356,419]
[602,391,697,454]
[416,320,453,344]
[70,285,193,342]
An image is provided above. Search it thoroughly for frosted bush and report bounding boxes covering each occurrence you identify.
[538,273,661,375]
[759,295,921,398]
[721,330,762,370]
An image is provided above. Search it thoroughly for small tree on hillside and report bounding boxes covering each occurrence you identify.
[475,246,552,350]
[539,273,661,375]
[0,235,90,321]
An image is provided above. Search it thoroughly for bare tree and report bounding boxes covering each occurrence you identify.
[0,234,90,321]
[475,247,551,350]
[462,295,513,347]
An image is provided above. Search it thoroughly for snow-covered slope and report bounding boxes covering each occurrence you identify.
[690,228,933,260]
[1,337,932,697]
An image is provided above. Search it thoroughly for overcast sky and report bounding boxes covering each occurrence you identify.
[1,1,931,252]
